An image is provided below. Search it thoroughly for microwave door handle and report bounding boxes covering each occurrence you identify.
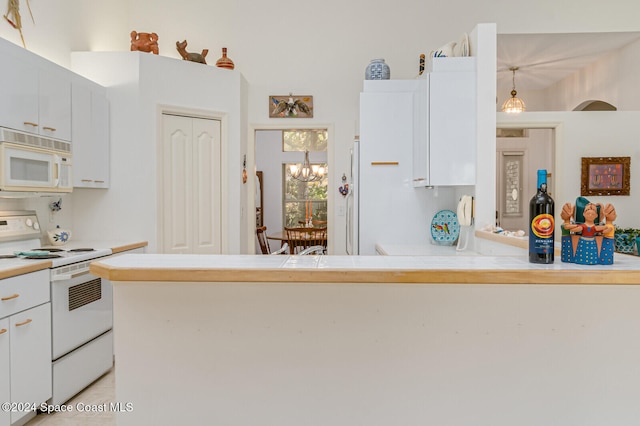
[53,155,60,187]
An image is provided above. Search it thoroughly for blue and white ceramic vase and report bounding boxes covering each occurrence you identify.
[365,58,390,80]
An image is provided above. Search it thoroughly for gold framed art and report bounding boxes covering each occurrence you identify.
[581,156,630,196]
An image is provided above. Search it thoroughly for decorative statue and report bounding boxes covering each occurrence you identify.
[130,31,159,54]
[561,197,616,265]
[176,40,208,64]
[3,0,34,48]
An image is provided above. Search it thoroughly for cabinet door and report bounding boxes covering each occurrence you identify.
[0,50,39,133]
[359,91,416,255]
[10,303,52,425]
[39,66,72,141]
[90,91,110,187]
[72,82,109,188]
[429,71,476,186]
[0,318,9,426]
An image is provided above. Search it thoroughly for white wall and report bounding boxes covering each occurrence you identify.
[69,52,247,253]
[494,112,640,231]
[3,0,640,251]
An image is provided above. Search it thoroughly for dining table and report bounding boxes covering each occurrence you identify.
[266,230,328,254]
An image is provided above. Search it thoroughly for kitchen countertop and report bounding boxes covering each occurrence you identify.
[90,250,640,285]
[0,240,148,280]
[102,251,640,425]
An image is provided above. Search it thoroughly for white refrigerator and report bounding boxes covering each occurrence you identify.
[350,80,435,255]
[349,76,473,255]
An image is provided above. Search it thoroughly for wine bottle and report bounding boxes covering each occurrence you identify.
[529,169,555,264]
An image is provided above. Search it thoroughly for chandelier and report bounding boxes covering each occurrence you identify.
[288,150,326,182]
[502,66,526,114]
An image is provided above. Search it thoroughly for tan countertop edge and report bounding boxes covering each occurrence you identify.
[110,241,148,254]
[89,262,640,285]
[0,261,52,280]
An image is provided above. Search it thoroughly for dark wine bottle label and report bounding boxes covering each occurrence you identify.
[529,213,554,255]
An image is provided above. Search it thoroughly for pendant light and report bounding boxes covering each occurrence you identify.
[288,150,326,182]
[502,66,526,114]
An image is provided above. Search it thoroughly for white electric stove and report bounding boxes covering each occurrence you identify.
[0,210,115,405]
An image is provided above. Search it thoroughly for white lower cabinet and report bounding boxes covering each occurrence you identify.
[0,318,9,426]
[9,303,52,425]
[0,269,51,426]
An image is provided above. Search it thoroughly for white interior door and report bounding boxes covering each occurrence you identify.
[161,114,221,254]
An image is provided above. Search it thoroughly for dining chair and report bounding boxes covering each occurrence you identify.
[256,226,289,255]
[284,226,327,254]
[297,220,328,227]
[256,226,271,254]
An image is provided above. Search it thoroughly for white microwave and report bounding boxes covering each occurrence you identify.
[0,128,72,193]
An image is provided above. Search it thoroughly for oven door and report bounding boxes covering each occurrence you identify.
[51,267,113,360]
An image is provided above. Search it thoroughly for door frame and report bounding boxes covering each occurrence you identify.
[248,123,335,254]
[495,115,564,238]
[156,104,228,253]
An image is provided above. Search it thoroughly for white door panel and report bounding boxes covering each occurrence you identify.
[162,114,221,254]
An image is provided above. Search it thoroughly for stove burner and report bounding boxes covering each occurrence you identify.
[33,247,65,253]
[25,254,62,259]
[67,248,95,252]
[0,254,17,259]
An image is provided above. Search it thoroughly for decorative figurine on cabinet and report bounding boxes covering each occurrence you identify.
[130,31,159,54]
[561,197,616,265]
[176,40,208,64]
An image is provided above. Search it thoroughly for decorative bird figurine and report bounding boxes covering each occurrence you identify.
[271,94,312,117]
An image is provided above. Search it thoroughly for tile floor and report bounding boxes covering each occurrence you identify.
[24,367,115,425]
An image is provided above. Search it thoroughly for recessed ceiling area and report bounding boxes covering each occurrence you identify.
[497,32,640,91]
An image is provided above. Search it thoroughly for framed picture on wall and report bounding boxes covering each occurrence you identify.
[581,156,630,196]
[269,95,313,118]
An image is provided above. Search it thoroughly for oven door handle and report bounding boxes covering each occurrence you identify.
[51,270,91,281]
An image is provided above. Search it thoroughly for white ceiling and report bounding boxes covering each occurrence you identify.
[497,32,640,91]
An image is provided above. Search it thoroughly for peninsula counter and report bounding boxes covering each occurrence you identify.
[91,253,640,426]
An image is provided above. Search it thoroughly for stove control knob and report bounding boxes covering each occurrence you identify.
[25,218,33,227]
[33,222,40,231]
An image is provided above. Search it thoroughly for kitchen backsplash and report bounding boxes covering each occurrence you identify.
[0,194,74,245]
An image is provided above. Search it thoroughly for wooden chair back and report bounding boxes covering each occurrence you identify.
[256,226,270,255]
[284,227,327,254]
[298,220,328,227]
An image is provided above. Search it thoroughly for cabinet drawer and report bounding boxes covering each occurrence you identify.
[0,270,49,319]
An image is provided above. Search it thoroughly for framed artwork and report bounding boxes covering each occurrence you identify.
[269,95,313,118]
[581,156,630,196]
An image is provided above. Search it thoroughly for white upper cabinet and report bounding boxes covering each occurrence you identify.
[414,58,477,186]
[425,68,476,186]
[72,77,110,188]
[362,59,477,187]
[0,47,39,133]
[38,63,72,141]
[0,37,71,141]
